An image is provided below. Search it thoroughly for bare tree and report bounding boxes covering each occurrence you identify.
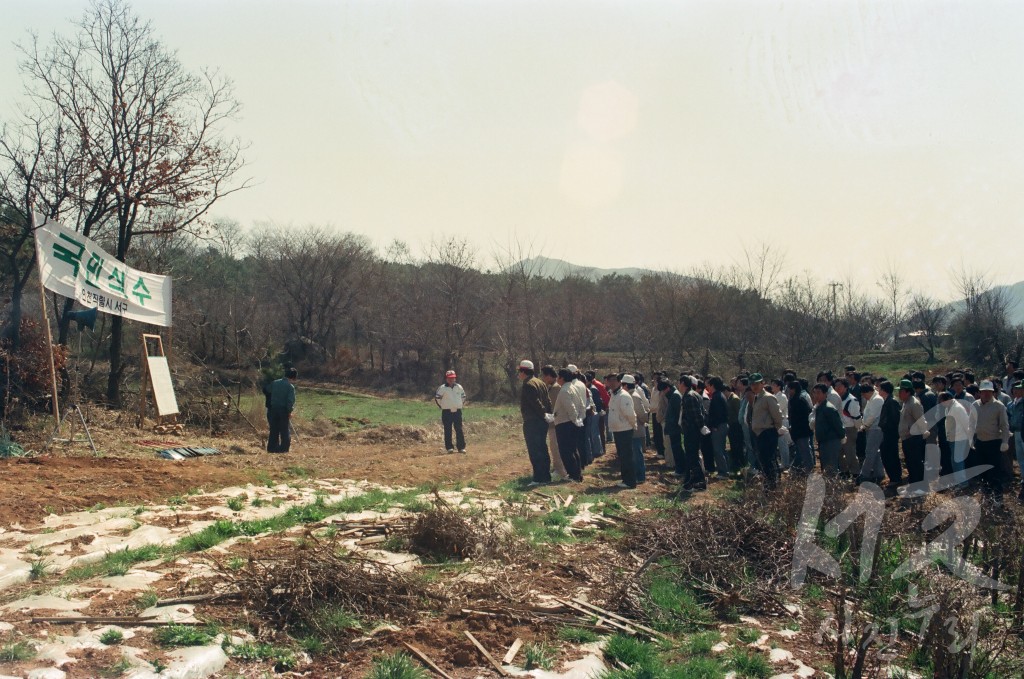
[252,226,372,362]
[949,266,1015,370]
[906,293,949,364]
[877,261,909,348]
[0,108,87,347]
[17,0,250,403]
[425,237,492,375]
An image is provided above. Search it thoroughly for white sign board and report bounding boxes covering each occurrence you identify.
[34,217,173,327]
[146,356,179,416]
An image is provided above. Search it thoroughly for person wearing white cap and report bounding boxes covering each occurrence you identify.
[972,380,1010,500]
[552,367,585,482]
[607,373,638,488]
[435,369,467,453]
[518,360,553,485]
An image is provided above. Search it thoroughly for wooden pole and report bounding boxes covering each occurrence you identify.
[31,208,61,427]
[139,334,148,427]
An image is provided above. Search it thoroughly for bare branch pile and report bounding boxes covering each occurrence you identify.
[214,538,438,644]
[406,493,520,562]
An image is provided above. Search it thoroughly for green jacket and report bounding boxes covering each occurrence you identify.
[269,378,296,413]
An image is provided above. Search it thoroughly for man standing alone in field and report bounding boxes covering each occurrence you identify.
[267,368,297,454]
[434,370,467,454]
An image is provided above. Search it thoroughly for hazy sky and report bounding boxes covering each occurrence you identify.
[3,0,1023,300]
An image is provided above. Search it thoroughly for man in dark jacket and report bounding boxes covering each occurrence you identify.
[518,360,552,486]
[679,375,708,490]
[706,376,730,479]
[878,380,904,486]
[787,381,813,472]
[812,382,844,474]
[267,368,297,453]
[659,379,683,477]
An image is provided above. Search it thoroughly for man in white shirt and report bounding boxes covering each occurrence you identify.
[856,381,885,484]
[835,378,862,478]
[435,370,467,453]
[607,373,638,488]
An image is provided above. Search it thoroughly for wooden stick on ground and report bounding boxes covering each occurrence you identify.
[404,642,455,679]
[502,638,524,664]
[558,600,640,637]
[566,598,668,640]
[464,631,510,676]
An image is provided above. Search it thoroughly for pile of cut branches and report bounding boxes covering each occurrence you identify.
[216,537,440,643]
[406,492,521,562]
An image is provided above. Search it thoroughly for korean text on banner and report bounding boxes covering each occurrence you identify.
[33,218,172,327]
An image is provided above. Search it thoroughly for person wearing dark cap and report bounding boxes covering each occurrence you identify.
[518,360,553,486]
[750,373,784,489]
[898,379,928,489]
[678,375,708,490]
[973,380,1010,500]
[267,367,297,454]
[435,369,467,454]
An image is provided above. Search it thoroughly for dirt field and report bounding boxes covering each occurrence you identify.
[0,412,673,528]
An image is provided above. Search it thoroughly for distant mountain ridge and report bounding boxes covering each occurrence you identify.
[942,280,1024,327]
[513,256,657,282]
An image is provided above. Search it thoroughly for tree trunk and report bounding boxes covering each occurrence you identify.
[2,281,25,349]
[106,314,124,404]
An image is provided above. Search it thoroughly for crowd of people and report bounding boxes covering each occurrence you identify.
[515,358,1024,504]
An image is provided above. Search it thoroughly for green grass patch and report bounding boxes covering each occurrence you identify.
[667,657,727,679]
[367,651,428,679]
[29,559,48,580]
[153,624,215,648]
[727,649,771,678]
[99,629,124,645]
[683,631,720,657]
[512,515,574,545]
[524,642,555,670]
[60,489,421,585]
[229,642,297,671]
[298,635,327,656]
[136,590,160,610]
[0,640,36,661]
[63,545,162,581]
[735,628,761,644]
[499,475,535,494]
[227,495,246,512]
[604,634,659,669]
[558,625,601,644]
[98,656,134,678]
[311,604,362,635]
[240,389,517,432]
[643,572,713,633]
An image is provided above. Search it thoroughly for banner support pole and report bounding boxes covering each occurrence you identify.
[31,207,61,427]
